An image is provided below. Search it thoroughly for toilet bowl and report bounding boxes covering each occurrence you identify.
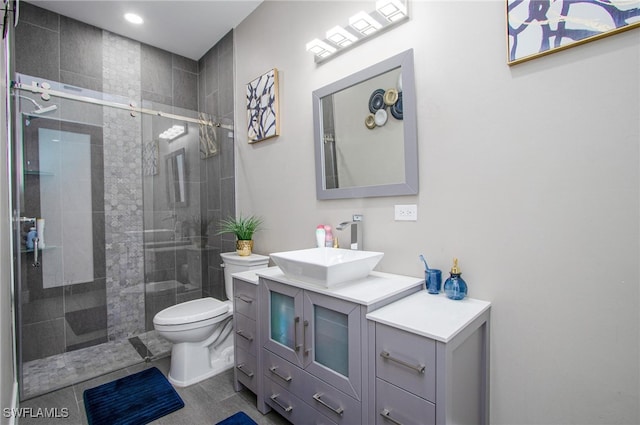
[153,252,269,387]
[154,297,234,387]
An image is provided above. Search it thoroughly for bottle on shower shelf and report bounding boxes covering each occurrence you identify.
[36,218,45,249]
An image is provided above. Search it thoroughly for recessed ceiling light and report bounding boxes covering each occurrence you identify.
[124,13,144,25]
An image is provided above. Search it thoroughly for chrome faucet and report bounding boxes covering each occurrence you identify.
[336,214,363,250]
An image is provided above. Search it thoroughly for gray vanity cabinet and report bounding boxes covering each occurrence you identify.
[257,269,424,425]
[367,292,491,425]
[232,277,260,395]
[261,278,362,424]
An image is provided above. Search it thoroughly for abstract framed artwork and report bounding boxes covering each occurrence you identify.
[246,68,280,143]
[507,0,640,65]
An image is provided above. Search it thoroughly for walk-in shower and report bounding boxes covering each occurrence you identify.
[11,74,232,399]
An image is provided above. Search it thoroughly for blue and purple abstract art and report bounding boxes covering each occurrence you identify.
[507,0,640,64]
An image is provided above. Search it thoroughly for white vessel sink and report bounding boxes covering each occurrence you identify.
[270,247,384,287]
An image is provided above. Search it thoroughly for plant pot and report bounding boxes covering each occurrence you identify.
[236,240,254,256]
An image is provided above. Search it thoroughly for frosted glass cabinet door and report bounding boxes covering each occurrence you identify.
[304,291,362,400]
[263,279,305,367]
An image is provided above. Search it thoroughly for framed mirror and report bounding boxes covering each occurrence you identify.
[313,49,418,199]
[166,148,187,207]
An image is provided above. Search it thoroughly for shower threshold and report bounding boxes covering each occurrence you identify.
[21,330,171,400]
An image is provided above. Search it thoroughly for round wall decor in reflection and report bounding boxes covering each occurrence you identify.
[384,88,398,106]
[374,109,388,126]
[365,113,376,129]
[368,89,385,113]
[390,92,403,120]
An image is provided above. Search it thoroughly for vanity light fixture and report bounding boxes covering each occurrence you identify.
[376,0,407,22]
[124,12,144,25]
[306,38,337,58]
[326,26,358,48]
[305,0,409,64]
[159,124,186,141]
[349,11,382,36]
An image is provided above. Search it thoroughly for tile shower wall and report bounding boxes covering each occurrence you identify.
[102,32,144,339]
[15,2,236,352]
[199,32,236,301]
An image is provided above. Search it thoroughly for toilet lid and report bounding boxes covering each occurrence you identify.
[154,297,229,326]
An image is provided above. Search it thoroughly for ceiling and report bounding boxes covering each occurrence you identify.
[25,0,264,60]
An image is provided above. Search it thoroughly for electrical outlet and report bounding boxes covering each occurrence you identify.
[394,204,417,221]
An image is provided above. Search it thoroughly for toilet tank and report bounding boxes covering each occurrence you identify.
[220,252,269,300]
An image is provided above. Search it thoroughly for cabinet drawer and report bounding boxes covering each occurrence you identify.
[376,378,435,425]
[264,377,338,425]
[233,280,257,320]
[235,348,257,394]
[301,369,361,425]
[263,349,306,396]
[376,323,436,402]
[235,313,257,355]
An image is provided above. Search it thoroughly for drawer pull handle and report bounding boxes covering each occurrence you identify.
[269,366,292,382]
[236,363,254,377]
[380,350,426,374]
[236,330,254,341]
[312,393,344,416]
[294,316,301,352]
[380,409,403,425]
[270,393,293,412]
[235,294,253,304]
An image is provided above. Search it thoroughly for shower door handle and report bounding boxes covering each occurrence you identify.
[32,238,40,267]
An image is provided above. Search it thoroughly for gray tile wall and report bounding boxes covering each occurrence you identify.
[15,2,236,349]
[199,31,236,300]
[102,31,145,340]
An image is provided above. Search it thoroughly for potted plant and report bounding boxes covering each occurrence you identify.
[217,214,263,256]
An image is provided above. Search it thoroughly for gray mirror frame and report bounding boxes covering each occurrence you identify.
[313,49,418,200]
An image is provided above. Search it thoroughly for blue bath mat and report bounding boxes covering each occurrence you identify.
[215,412,258,425]
[83,367,184,425]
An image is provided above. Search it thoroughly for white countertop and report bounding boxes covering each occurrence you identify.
[366,291,491,343]
[231,269,267,285]
[256,267,424,306]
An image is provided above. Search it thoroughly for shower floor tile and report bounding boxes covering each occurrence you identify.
[21,330,171,400]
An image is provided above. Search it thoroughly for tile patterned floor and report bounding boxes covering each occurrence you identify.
[18,357,290,425]
[21,330,172,399]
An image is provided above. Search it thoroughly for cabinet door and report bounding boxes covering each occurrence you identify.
[262,279,305,367]
[303,291,362,400]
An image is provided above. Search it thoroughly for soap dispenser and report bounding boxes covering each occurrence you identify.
[443,258,468,300]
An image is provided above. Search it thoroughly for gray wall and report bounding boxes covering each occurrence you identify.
[234,1,639,424]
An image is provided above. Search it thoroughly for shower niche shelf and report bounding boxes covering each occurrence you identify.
[24,170,54,176]
[21,246,57,254]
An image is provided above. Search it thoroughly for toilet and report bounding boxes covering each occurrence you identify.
[153,252,269,387]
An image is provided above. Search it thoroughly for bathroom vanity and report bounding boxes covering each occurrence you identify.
[367,291,491,425]
[232,266,491,425]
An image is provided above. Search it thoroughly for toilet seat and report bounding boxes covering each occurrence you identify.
[154,297,229,326]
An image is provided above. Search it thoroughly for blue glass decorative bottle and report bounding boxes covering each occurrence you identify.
[444,258,467,300]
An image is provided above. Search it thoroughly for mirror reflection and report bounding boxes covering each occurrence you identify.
[166,148,187,206]
[313,49,418,199]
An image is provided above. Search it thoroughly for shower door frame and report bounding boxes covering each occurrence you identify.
[12,113,106,400]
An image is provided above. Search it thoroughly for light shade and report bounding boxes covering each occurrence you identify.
[376,0,407,22]
[326,26,358,47]
[124,13,143,24]
[159,124,186,141]
[306,38,337,58]
[349,11,382,36]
